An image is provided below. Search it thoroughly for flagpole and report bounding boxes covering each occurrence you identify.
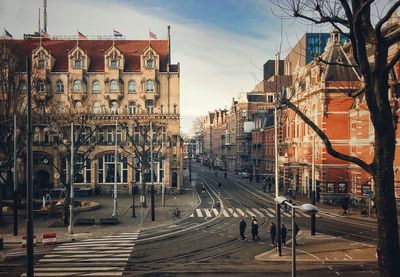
[148,28,151,47]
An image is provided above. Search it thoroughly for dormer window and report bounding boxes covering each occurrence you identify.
[75,59,82,69]
[109,80,118,93]
[73,80,82,92]
[146,80,154,92]
[146,59,154,69]
[111,59,118,69]
[38,59,45,69]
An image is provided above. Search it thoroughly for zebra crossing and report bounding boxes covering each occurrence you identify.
[21,232,139,277]
[189,207,319,219]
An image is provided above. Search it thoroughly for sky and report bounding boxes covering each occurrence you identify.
[0,0,320,134]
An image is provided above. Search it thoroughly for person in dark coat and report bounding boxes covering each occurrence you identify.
[251,216,260,241]
[294,222,300,246]
[270,222,277,246]
[239,218,247,241]
[281,224,287,246]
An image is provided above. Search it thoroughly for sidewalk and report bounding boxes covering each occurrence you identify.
[256,231,377,263]
[0,184,199,257]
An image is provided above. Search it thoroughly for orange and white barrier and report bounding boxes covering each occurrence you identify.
[22,235,36,247]
[42,232,57,245]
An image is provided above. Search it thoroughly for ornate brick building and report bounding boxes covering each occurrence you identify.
[4,34,183,195]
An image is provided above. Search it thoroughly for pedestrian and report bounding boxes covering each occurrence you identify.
[239,218,247,241]
[281,224,287,246]
[224,171,227,178]
[251,216,260,241]
[215,171,218,178]
[270,222,277,246]
[218,183,222,190]
[249,175,253,184]
[268,181,272,192]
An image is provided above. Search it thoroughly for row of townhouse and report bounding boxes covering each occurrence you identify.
[201,23,400,200]
[0,28,184,198]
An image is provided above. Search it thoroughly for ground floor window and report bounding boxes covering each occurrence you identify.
[98,154,128,184]
[61,154,91,184]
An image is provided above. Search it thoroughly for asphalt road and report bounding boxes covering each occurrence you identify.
[1,162,380,276]
[124,162,378,276]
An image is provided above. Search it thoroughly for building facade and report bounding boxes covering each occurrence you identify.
[4,36,183,195]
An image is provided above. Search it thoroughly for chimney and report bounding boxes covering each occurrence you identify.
[275,53,280,76]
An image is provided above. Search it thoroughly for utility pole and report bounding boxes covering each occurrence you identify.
[311,135,316,235]
[13,114,18,236]
[68,121,74,234]
[150,122,155,221]
[161,138,165,207]
[26,57,34,277]
[112,120,118,218]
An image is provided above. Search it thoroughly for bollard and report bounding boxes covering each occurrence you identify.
[42,232,57,245]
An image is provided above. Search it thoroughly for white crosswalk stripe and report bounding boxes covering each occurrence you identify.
[21,232,140,277]
[189,207,316,219]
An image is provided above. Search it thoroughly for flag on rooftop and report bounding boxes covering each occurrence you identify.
[113,29,123,37]
[149,31,157,39]
[78,31,87,40]
[4,28,13,39]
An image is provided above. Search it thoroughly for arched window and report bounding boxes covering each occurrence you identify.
[56,80,64,93]
[128,81,136,93]
[93,102,101,114]
[146,80,154,92]
[109,80,118,93]
[110,100,118,114]
[128,101,136,114]
[92,80,101,94]
[73,80,81,92]
[145,100,154,114]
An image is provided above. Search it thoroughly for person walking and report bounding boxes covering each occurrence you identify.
[270,222,277,246]
[281,224,287,246]
[224,171,227,178]
[239,218,247,241]
[251,216,260,241]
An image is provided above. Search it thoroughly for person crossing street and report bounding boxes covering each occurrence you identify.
[239,218,247,241]
[270,222,277,246]
[281,224,287,246]
[251,216,260,241]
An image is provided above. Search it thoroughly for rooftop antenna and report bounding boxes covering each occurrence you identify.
[43,0,47,34]
[38,8,41,35]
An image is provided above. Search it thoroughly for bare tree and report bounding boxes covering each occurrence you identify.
[0,42,26,225]
[42,112,99,226]
[275,1,400,275]
[121,119,165,207]
[192,115,205,139]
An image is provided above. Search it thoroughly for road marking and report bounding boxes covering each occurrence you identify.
[236,208,246,217]
[196,209,203,217]
[212,208,219,216]
[189,213,194,217]
[246,209,256,217]
[252,208,265,217]
[267,208,275,214]
[222,209,229,217]
[228,208,239,217]
[261,208,274,217]
[204,209,212,217]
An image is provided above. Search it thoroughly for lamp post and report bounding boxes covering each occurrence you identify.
[274,104,282,256]
[275,196,318,277]
[311,135,316,235]
[150,122,155,221]
[68,121,74,234]
[13,114,18,236]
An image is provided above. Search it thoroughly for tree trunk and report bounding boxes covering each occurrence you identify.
[0,183,3,226]
[141,166,147,207]
[374,131,400,276]
[62,187,70,226]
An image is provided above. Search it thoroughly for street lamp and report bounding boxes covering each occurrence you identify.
[68,122,74,234]
[274,196,318,277]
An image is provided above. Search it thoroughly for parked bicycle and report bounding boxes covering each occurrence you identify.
[339,208,355,216]
[172,208,181,219]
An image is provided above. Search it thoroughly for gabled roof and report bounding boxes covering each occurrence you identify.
[321,32,360,82]
[3,39,177,73]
